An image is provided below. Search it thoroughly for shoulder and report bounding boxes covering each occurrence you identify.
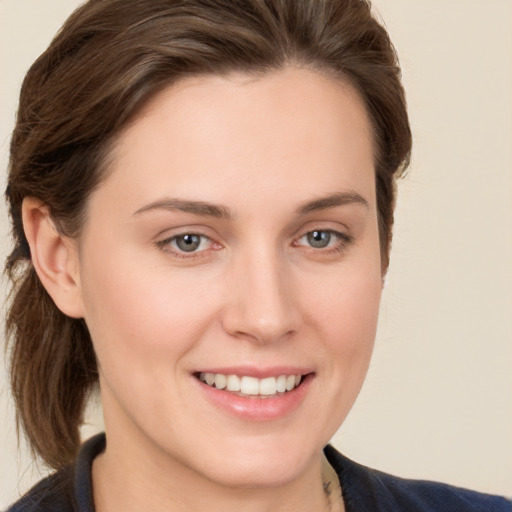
[6,434,105,512]
[324,445,512,512]
[5,469,74,512]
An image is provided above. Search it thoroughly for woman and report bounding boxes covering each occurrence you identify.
[3,0,510,511]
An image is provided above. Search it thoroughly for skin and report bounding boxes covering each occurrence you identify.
[24,67,382,512]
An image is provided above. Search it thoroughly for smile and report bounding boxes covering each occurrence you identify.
[197,372,303,397]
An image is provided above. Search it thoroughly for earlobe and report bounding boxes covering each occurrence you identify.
[22,197,85,319]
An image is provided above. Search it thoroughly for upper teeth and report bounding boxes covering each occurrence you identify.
[198,373,302,396]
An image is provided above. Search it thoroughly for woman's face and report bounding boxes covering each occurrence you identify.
[75,68,382,487]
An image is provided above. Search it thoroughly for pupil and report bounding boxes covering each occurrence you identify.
[176,234,200,252]
[308,230,331,248]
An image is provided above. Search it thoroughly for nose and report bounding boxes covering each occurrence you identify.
[221,247,301,344]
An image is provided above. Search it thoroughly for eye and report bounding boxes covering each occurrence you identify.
[305,230,332,248]
[173,233,204,252]
[157,232,214,255]
[296,229,352,251]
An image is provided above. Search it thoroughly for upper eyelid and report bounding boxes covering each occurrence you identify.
[153,225,217,242]
[294,225,352,240]
[291,216,352,234]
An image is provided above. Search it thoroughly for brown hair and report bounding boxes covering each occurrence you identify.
[5,0,411,470]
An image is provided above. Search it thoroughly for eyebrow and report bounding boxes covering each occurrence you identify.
[133,199,232,219]
[297,191,369,214]
[133,191,368,219]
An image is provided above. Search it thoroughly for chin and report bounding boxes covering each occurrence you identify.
[203,456,308,490]
[188,433,322,490]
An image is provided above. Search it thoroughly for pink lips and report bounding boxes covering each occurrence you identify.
[193,368,314,421]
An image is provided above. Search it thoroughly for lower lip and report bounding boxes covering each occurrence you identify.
[194,374,313,421]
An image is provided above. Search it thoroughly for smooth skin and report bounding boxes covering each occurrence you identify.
[23,67,383,512]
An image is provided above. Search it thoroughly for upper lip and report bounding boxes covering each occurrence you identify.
[193,366,314,379]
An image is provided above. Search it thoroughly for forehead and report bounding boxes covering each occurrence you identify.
[98,67,375,213]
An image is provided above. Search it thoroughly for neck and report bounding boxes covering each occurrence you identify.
[92,431,344,512]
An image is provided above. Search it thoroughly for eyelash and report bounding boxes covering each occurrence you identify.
[293,229,354,254]
[156,233,218,259]
[156,229,354,259]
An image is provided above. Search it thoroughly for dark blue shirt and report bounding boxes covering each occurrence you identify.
[7,434,511,511]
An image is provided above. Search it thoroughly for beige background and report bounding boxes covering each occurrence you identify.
[1,0,511,507]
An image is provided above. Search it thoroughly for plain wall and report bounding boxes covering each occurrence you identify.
[1,0,511,507]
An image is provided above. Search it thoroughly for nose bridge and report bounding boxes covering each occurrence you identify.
[223,242,299,343]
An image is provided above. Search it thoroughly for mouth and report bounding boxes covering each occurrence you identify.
[195,372,306,398]
[193,368,313,420]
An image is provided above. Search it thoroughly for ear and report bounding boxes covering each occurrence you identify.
[22,197,85,318]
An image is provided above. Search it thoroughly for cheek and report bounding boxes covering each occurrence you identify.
[307,266,382,363]
[79,250,220,368]
[296,266,381,443]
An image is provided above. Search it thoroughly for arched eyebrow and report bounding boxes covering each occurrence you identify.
[133,199,232,219]
[296,192,368,214]
[133,191,368,219]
